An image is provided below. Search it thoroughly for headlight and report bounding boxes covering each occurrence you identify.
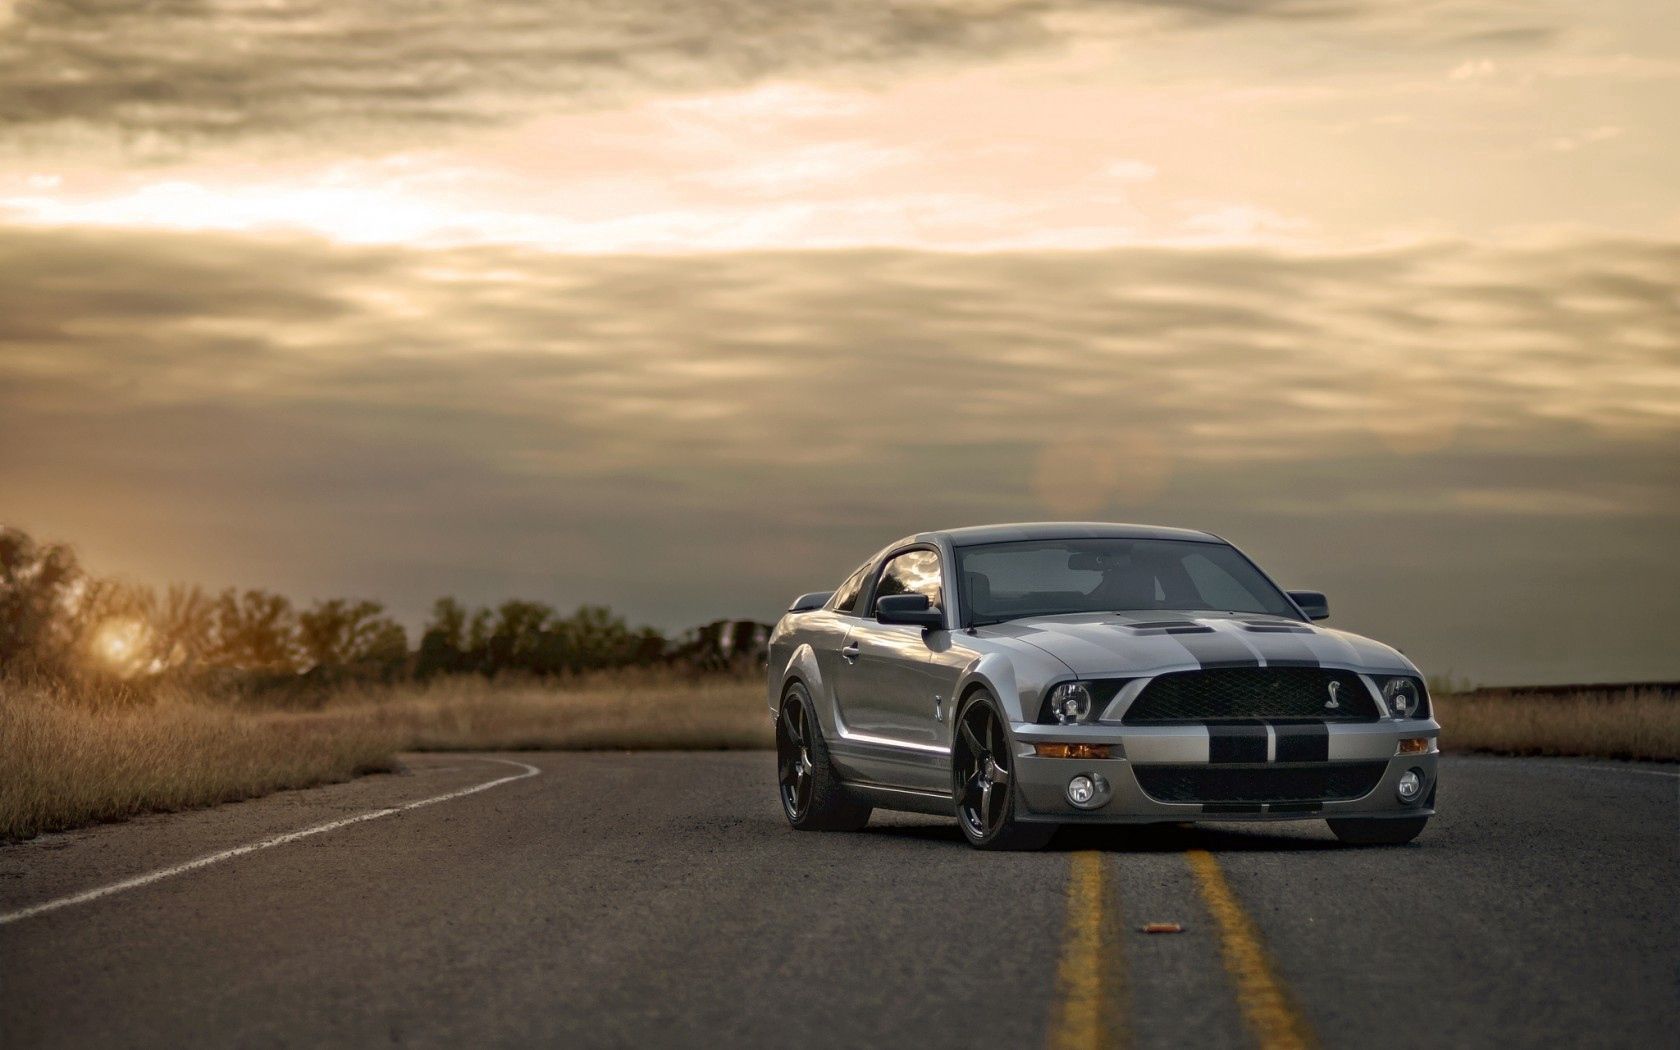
[1379,676,1427,719]
[1036,679,1128,724]
[1048,682,1093,724]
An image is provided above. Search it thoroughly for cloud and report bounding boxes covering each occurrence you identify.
[0,0,1561,150]
[1546,125,1625,152]
[2,226,1674,474]
[685,141,915,193]
[1449,58,1497,80]
[1104,159,1159,182]
[2,224,1677,685]
[1180,203,1310,241]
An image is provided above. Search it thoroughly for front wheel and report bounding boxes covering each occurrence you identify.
[952,694,1056,851]
[1327,816,1429,845]
[777,683,872,832]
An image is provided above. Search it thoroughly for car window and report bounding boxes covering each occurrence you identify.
[1182,552,1260,611]
[829,561,872,615]
[962,545,1107,596]
[957,538,1295,623]
[874,549,943,611]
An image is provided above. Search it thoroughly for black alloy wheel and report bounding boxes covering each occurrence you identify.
[776,683,872,832]
[952,694,1055,850]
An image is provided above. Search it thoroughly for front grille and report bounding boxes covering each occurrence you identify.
[1123,667,1379,724]
[1134,762,1388,804]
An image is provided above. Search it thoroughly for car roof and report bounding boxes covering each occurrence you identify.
[910,522,1223,548]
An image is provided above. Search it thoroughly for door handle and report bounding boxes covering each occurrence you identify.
[840,643,860,663]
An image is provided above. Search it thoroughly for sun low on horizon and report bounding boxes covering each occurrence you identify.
[2,0,1678,685]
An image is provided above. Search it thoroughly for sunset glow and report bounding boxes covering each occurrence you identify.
[2,0,1676,683]
[91,618,149,677]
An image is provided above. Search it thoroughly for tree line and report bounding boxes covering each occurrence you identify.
[0,527,686,683]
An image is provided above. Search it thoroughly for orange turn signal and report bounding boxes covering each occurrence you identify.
[1033,743,1113,760]
[1397,737,1431,755]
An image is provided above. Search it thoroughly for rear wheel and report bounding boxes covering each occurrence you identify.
[1328,816,1429,845]
[777,683,871,832]
[953,694,1055,851]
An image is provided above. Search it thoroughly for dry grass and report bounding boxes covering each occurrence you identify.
[1,679,403,841]
[1436,687,1679,762]
[310,671,773,752]
[0,670,770,840]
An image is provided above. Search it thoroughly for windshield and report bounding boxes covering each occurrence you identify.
[955,538,1299,625]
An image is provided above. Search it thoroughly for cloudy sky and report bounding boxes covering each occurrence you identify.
[2,0,1676,683]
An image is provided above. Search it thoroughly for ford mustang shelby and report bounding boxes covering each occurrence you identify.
[768,523,1438,850]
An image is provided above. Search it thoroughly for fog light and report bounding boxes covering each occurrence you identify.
[1067,775,1096,805]
[1397,768,1423,803]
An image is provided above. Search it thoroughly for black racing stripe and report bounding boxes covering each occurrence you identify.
[1268,802,1323,814]
[1203,803,1263,814]
[1173,630,1262,669]
[1271,720,1329,762]
[1208,722,1268,763]
[1247,631,1320,667]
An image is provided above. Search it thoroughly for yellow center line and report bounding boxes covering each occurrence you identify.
[1186,849,1318,1050]
[1048,850,1128,1050]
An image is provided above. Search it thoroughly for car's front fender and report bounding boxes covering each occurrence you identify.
[950,647,1062,728]
[771,640,826,718]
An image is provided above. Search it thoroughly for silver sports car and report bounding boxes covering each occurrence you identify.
[767,523,1439,850]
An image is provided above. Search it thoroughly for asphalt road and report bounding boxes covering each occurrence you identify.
[2,752,1675,1049]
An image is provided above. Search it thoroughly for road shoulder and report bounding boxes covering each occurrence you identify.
[0,753,537,918]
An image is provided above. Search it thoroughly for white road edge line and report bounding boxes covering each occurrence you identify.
[0,757,541,927]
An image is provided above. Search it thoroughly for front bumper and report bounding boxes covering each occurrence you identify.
[1010,719,1440,823]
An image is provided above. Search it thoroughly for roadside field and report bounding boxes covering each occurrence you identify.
[1434,684,1678,762]
[1,672,768,840]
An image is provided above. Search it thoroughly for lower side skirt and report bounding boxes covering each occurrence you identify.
[843,781,954,817]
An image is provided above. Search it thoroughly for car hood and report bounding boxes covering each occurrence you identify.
[979,612,1417,678]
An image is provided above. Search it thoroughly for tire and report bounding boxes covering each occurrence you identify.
[1327,816,1429,845]
[952,693,1056,851]
[777,683,872,832]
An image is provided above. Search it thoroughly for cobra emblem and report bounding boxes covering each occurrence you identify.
[1325,680,1342,709]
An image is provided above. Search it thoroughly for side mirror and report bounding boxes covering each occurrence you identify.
[1287,590,1330,621]
[876,593,944,629]
[788,591,832,613]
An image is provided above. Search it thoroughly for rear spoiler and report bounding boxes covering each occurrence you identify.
[787,591,832,613]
